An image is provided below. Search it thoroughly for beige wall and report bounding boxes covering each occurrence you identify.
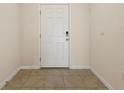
[0,4,20,83]
[20,4,90,68]
[20,4,40,66]
[70,4,90,68]
[91,4,124,89]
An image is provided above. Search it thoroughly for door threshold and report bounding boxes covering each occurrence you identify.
[40,67,69,69]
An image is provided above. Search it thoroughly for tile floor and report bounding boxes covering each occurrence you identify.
[2,69,108,90]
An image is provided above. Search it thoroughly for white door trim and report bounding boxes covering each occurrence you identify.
[39,4,71,68]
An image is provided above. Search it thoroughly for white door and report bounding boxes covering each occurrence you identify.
[40,5,69,67]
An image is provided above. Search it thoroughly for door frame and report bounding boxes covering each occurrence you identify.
[39,4,71,68]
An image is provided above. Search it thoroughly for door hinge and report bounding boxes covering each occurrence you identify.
[40,34,41,38]
[40,10,41,15]
[40,57,41,62]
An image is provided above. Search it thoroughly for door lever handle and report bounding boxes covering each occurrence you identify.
[66,31,69,36]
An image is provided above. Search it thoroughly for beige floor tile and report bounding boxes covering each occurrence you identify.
[2,86,21,90]
[80,72,107,89]
[44,69,65,76]
[2,69,108,90]
[79,70,96,79]
[37,87,65,90]
[21,87,39,90]
[14,69,32,78]
[31,69,65,76]
[95,87,108,90]
[5,76,29,88]
[82,74,98,80]
[64,76,85,88]
[52,88,65,90]
[43,75,64,88]
[62,69,92,76]
[82,87,108,90]
[23,76,45,88]
[65,87,86,90]
[81,77,107,89]
[62,69,81,76]
[31,69,47,76]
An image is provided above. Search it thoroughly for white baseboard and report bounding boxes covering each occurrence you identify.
[0,67,20,89]
[20,66,40,69]
[69,65,90,69]
[90,68,114,90]
[0,81,6,89]
[21,66,90,69]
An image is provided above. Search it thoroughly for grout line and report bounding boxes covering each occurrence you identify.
[62,75,66,89]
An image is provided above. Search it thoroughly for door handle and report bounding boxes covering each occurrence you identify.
[66,31,69,41]
[66,31,69,36]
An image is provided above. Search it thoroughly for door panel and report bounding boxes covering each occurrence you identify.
[40,5,69,67]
